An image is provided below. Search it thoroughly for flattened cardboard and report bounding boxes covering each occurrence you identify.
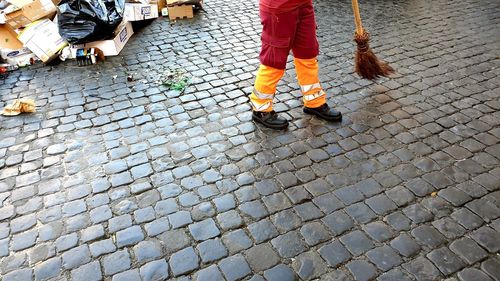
[124,3,159,21]
[71,21,134,56]
[18,19,67,62]
[5,0,57,29]
[0,24,23,49]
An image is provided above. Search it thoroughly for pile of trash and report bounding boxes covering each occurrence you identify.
[0,0,202,75]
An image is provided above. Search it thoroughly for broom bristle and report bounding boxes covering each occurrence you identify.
[354,31,394,80]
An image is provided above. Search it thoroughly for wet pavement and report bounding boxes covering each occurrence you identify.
[1,0,499,280]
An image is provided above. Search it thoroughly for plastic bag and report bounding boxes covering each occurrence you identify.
[57,0,125,44]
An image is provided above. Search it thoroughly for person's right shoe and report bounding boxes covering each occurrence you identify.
[303,103,342,122]
[252,110,289,130]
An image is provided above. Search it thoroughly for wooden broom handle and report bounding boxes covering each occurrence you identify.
[352,0,364,35]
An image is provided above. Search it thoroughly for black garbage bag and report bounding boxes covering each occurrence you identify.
[57,0,125,44]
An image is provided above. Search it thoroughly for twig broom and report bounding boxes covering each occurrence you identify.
[351,0,394,80]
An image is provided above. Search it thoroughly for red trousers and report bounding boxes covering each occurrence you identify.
[259,2,319,70]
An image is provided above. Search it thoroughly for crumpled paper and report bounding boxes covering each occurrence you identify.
[1,98,36,116]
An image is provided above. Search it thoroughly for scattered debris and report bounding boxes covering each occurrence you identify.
[1,98,36,116]
[76,48,105,66]
[158,68,191,91]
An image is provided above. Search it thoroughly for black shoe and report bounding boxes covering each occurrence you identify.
[303,103,342,121]
[252,110,289,130]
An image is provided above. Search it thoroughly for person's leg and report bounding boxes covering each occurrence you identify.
[250,8,300,129]
[292,3,341,121]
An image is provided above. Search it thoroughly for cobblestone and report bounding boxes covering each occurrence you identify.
[0,0,499,279]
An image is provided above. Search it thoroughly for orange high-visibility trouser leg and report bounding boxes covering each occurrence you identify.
[294,57,326,108]
[250,64,285,112]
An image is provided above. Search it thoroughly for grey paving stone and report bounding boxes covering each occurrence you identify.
[450,238,488,265]
[140,259,169,281]
[322,210,355,235]
[294,202,324,221]
[366,193,399,215]
[346,260,377,281]
[134,207,156,223]
[403,203,434,223]
[300,221,330,246]
[458,268,494,281]
[432,217,467,239]
[133,240,162,264]
[427,247,466,276]
[197,239,228,263]
[189,218,220,241]
[255,179,280,196]
[470,226,500,253]
[271,231,308,258]
[222,229,253,254]
[292,251,328,281]
[3,268,33,281]
[319,240,351,267]
[271,209,302,233]
[0,238,9,257]
[218,254,251,281]
[158,229,191,253]
[481,258,500,281]
[168,211,193,229]
[154,199,178,216]
[451,208,484,230]
[403,256,442,281]
[366,245,403,271]
[363,221,395,242]
[390,233,421,257]
[239,200,268,220]
[55,232,78,253]
[144,217,170,236]
[309,194,342,216]
[112,269,141,281]
[346,202,377,224]
[285,186,312,204]
[116,226,144,248]
[213,194,236,212]
[245,244,280,272]
[264,264,296,281]
[108,215,133,233]
[377,268,413,281]
[262,192,293,214]
[412,225,447,248]
[247,219,279,243]
[194,265,224,281]
[439,187,473,206]
[334,186,365,205]
[340,230,375,256]
[62,245,91,269]
[169,247,200,276]
[216,210,243,230]
[71,261,102,281]
[103,250,131,276]
[81,225,105,243]
[89,238,116,258]
[34,257,61,281]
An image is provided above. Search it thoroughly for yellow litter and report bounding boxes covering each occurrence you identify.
[1,98,36,116]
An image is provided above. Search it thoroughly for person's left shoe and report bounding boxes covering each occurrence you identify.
[303,103,342,122]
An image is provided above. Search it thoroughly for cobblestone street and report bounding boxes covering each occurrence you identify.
[1,0,499,280]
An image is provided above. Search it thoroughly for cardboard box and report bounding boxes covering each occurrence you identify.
[155,0,166,15]
[124,3,159,21]
[71,21,133,56]
[167,5,193,20]
[18,19,67,62]
[5,0,57,29]
[0,24,23,49]
[1,47,37,66]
